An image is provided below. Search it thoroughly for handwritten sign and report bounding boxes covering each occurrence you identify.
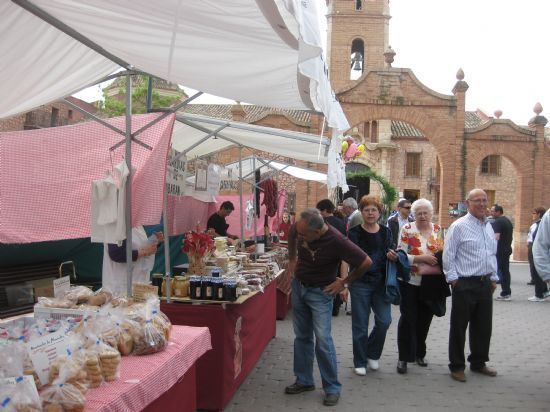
[1,375,40,401]
[53,276,70,298]
[26,329,69,385]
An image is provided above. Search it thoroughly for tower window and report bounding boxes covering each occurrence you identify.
[480,155,501,175]
[355,0,362,11]
[405,152,422,177]
[350,38,365,79]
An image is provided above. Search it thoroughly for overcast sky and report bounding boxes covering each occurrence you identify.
[388,0,549,125]
[74,0,548,126]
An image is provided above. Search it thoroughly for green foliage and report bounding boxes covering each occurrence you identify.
[99,75,184,117]
[346,169,398,221]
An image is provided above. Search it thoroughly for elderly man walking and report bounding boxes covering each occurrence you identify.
[284,208,371,406]
[443,189,499,383]
[533,209,550,283]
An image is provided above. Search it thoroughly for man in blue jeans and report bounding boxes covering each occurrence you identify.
[285,208,371,406]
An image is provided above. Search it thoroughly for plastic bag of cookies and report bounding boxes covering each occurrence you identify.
[132,299,167,356]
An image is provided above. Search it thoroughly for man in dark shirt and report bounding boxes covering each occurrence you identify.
[316,198,347,316]
[284,208,371,407]
[207,201,238,241]
[491,204,514,300]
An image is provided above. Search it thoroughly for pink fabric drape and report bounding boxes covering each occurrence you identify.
[166,195,218,236]
[0,113,175,243]
[218,190,286,239]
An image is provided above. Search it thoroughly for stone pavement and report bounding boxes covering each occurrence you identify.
[226,263,550,411]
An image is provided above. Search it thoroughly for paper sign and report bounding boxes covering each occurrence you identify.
[132,283,158,302]
[26,329,70,385]
[53,276,71,298]
[1,375,40,400]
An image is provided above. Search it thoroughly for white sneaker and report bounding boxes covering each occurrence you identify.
[495,295,512,301]
[367,358,379,371]
[354,367,367,376]
[528,296,546,302]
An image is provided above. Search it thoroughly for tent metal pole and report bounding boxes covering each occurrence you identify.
[238,147,244,248]
[252,155,258,250]
[125,73,134,296]
[177,114,330,147]
[134,92,204,138]
[61,98,125,136]
[163,186,171,303]
[178,118,242,147]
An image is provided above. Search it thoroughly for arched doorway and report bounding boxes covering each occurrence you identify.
[340,162,370,202]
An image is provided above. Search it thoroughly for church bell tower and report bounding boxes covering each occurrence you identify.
[326,0,391,90]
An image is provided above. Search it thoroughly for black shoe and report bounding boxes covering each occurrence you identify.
[416,357,428,367]
[323,393,340,406]
[397,361,407,374]
[285,382,315,395]
[346,310,352,316]
[527,281,535,285]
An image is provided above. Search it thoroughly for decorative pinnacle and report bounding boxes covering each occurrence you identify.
[456,68,465,81]
[384,46,396,66]
[494,110,502,119]
[534,102,543,115]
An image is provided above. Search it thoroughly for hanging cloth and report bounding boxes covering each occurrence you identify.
[91,160,129,243]
[245,200,254,231]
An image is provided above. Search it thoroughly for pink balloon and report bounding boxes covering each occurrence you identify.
[345,143,358,160]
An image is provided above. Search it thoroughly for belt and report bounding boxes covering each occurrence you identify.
[460,274,491,282]
[298,280,330,289]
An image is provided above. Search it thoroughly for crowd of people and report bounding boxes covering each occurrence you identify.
[282,188,550,407]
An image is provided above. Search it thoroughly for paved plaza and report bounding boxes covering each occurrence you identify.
[226,262,550,411]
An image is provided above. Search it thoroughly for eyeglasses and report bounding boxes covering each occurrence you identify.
[468,198,488,205]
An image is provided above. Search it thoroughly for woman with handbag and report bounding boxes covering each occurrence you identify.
[395,198,445,374]
[347,195,398,376]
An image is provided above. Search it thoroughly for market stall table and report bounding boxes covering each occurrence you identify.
[161,280,276,411]
[84,325,211,412]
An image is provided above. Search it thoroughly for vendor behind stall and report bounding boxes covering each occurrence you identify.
[102,225,164,295]
[207,201,239,242]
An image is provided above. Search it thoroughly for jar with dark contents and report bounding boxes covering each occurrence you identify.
[224,280,237,302]
[189,276,202,300]
[201,276,214,300]
[212,278,224,301]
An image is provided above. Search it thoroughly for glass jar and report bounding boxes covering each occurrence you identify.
[223,281,237,302]
[173,276,189,298]
[212,278,224,301]
[189,276,202,300]
[161,277,174,297]
[201,277,214,300]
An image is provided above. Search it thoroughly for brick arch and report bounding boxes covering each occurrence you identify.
[344,107,452,159]
[465,140,533,179]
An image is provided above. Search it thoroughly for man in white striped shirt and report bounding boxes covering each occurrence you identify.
[443,188,499,383]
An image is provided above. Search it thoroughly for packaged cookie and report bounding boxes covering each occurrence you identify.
[40,380,86,412]
[132,299,167,355]
[0,343,41,412]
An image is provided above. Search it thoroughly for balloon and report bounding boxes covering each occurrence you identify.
[345,143,358,160]
[341,141,349,153]
[357,144,366,153]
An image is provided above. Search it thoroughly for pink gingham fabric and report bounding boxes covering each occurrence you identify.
[84,325,211,412]
[0,113,175,243]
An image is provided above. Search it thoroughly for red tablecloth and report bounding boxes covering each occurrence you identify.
[84,325,211,412]
[161,281,276,411]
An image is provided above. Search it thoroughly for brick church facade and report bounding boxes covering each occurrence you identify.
[1,1,548,260]
[181,0,550,260]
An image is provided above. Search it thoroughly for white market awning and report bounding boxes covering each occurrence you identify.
[172,113,330,164]
[223,156,327,184]
[2,0,349,133]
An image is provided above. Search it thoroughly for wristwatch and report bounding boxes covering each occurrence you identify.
[341,279,349,289]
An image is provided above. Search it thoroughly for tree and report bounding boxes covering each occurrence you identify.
[99,75,185,117]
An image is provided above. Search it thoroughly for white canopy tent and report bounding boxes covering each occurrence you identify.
[172,113,330,164]
[1,0,349,134]
[2,0,350,296]
[223,156,327,184]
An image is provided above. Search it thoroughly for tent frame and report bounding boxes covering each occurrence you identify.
[11,0,335,298]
